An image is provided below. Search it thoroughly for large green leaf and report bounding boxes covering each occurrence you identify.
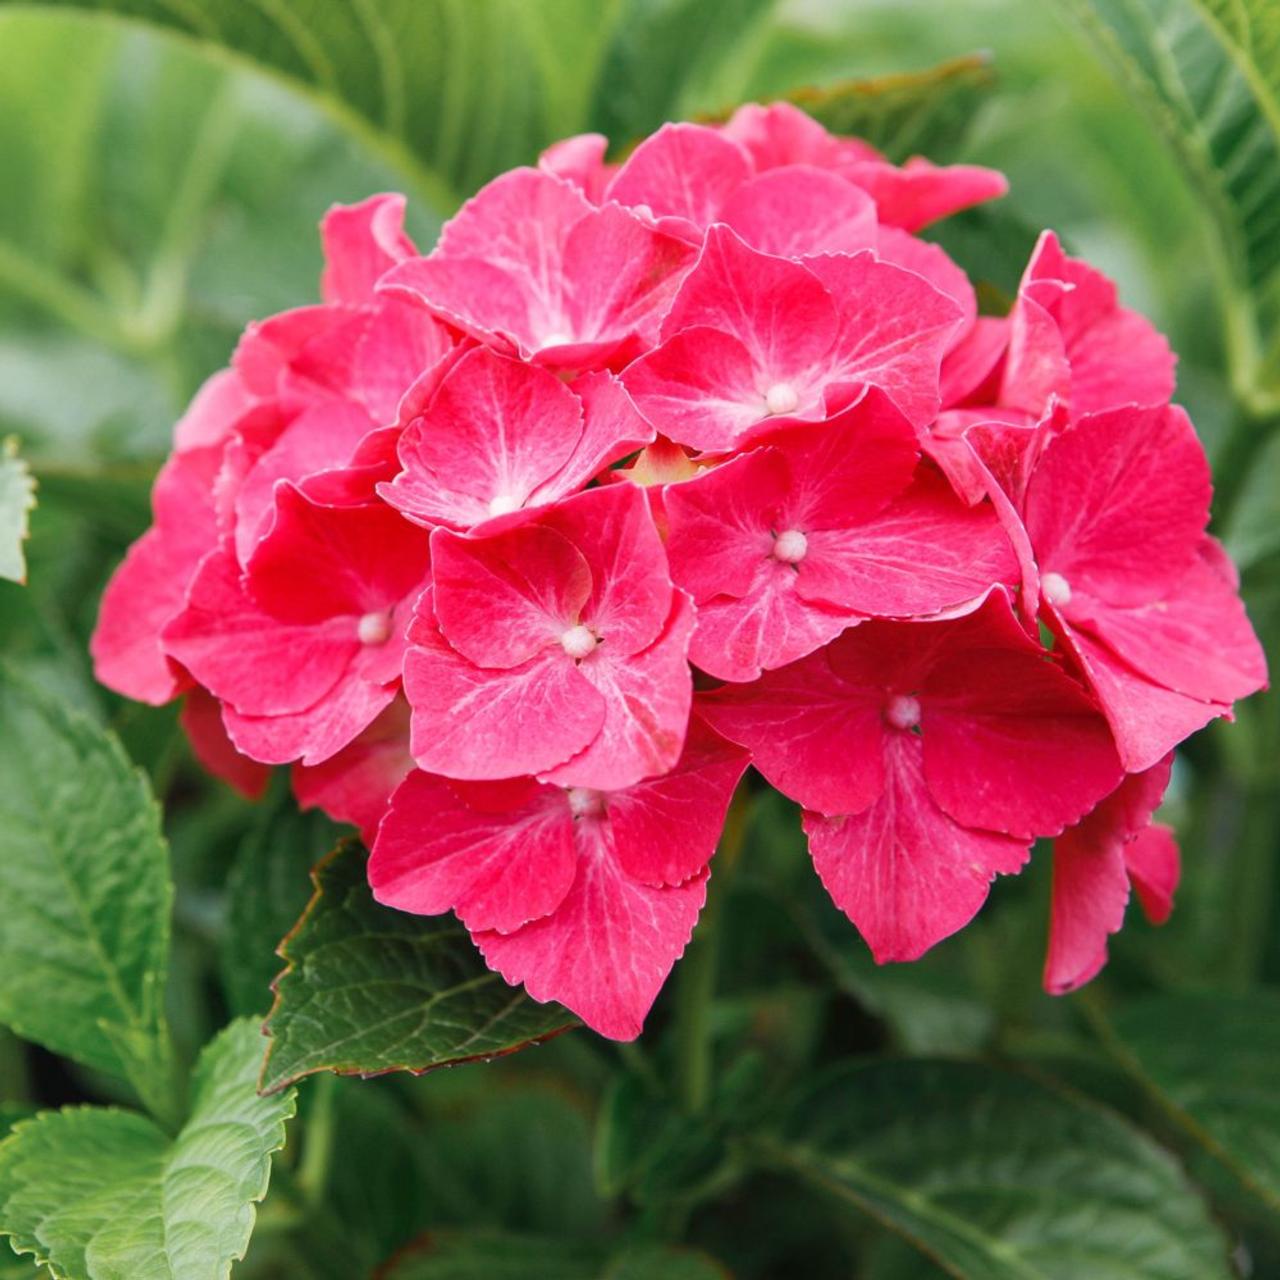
[0,0,706,209]
[0,441,35,584]
[0,1019,295,1280]
[1097,991,1280,1213]
[1055,0,1280,405]
[260,842,576,1094]
[764,1059,1231,1280]
[0,662,171,1108]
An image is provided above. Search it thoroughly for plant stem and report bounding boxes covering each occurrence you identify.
[297,1072,338,1209]
[674,788,752,1115]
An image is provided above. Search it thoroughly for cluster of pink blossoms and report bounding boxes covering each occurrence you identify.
[93,105,1267,1039]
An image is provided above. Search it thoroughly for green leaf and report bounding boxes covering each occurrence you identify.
[0,0,618,209]
[261,841,576,1094]
[1096,990,1280,1214]
[787,55,998,163]
[764,1059,1232,1280]
[1055,0,1280,405]
[381,1234,726,1280]
[0,441,35,585]
[219,783,339,1018]
[0,662,172,1107]
[0,1019,295,1280]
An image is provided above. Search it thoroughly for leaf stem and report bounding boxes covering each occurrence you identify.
[673,788,751,1115]
[296,1072,338,1208]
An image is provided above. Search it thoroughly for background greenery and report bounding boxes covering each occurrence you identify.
[0,1,1277,1277]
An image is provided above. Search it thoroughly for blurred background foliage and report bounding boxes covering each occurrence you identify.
[0,1,1277,1277]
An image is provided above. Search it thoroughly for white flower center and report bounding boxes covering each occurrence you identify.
[487,492,520,517]
[764,382,800,416]
[885,694,921,731]
[542,330,572,348]
[1042,571,1073,607]
[357,611,392,646]
[772,529,808,564]
[560,624,598,659]
[567,787,606,819]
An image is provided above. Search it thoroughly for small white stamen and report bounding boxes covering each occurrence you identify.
[772,529,808,564]
[542,330,572,348]
[632,203,655,221]
[357,611,392,646]
[567,787,606,819]
[764,382,800,416]
[560,624,598,659]
[885,694,921,731]
[1042,571,1073,607]
[487,492,520,517]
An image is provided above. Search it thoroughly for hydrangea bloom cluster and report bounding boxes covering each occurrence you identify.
[93,104,1267,1039]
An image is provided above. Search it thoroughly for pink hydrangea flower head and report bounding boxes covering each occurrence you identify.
[622,225,964,451]
[370,717,749,1038]
[700,594,1123,960]
[404,482,693,787]
[379,168,696,372]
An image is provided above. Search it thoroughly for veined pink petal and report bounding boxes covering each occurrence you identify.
[429,522,593,669]
[939,317,1008,408]
[173,368,256,452]
[719,101,880,171]
[476,823,708,1040]
[876,227,977,345]
[1024,404,1210,606]
[540,591,695,790]
[605,122,752,236]
[804,251,964,430]
[719,165,878,258]
[698,643,887,815]
[922,596,1122,838]
[383,347,584,529]
[539,132,614,202]
[350,300,456,424]
[540,484,674,657]
[606,716,750,887]
[371,772,578,933]
[404,605,604,780]
[804,732,1028,963]
[320,193,416,305]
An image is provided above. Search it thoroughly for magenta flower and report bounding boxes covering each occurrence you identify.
[700,595,1122,960]
[370,717,748,1039]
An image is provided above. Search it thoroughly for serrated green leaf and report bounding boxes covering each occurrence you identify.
[0,662,171,1104]
[260,842,576,1094]
[764,1059,1232,1280]
[219,784,339,1018]
[1055,0,1280,406]
[0,1019,294,1280]
[1097,991,1280,1214]
[0,441,35,585]
[381,1234,726,1280]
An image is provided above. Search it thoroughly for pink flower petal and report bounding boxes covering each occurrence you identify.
[876,226,977,345]
[804,732,1028,962]
[404,604,605,780]
[320,193,416,305]
[605,122,752,236]
[1023,404,1210,606]
[1125,824,1180,924]
[180,687,270,800]
[719,165,878,258]
[606,716,750,887]
[293,698,414,841]
[841,157,1009,231]
[371,772,578,932]
[539,132,614,201]
[475,824,708,1040]
[540,591,695,790]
